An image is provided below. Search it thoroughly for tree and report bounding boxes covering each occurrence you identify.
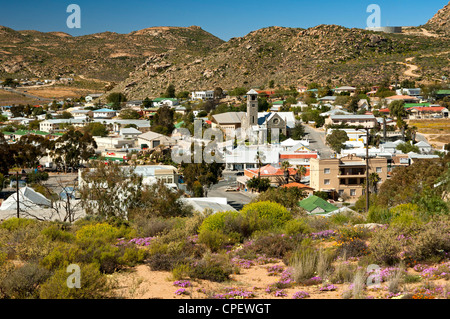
[294,165,307,183]
[176,91,190,99]
[3,78,18,87]
[281,161,291,185]
[396,142,420,154]
[79,162,143,219]
[83,122,108,137]
[388,100,406,121]
[347,96,360,114]
[181,161,224,196]
[246,177,271,193]
[326,129,349,153]
[258,97,270,112]
[213,87,223,100]
[255,151,266,180]
[119,109,140,119]
[291,122,305,140]
[11,135,54,168]
[106,92,127,110]
[52,129,97,172]
[151,105,174,135]
[0,132,15,175]
[142,97,152,108]
[163,84,176,98]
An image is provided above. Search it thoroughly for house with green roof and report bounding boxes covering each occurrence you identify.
[298,195,339,216]
[152,98,179,107]
[436,90,450,99]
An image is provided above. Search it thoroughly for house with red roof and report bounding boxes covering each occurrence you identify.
[242,164,310,188]
[385,95,419,105]
[406,106,449,119]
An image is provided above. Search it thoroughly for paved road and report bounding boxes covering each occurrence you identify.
[303,124,334,159]
[207,172,255,211]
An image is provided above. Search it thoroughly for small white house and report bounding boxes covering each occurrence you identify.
[415,141,432,154]
[191,90,214,100]
[92,108,117,119]
[85,93,103,102]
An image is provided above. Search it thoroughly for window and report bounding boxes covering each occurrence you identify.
[324,179,330,185]
[338,190,344,196]
[324,168,330,174]
[376,167,382,173]
[350,189,356,196]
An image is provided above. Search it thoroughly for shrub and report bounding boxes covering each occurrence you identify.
[39,263,111,299]
[172,264,191,280]
[282,219,312,236]
[245,233,300,259]
[0,218,37,232]
[189,254,235,282]
[41,225,75,243]
[241,201,292,230]
[369,227,402,266]
[367,206,393,224]
[337,239,368,258]
[75,222,127,245]
[0,263,51,299]
[197,229,231,252]
[198,211,240,233]
[329,261,358,284]
[405,224,450,263]
[290,244,333,283]
[40,243,79,271]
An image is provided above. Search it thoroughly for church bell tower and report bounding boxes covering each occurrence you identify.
[246,89,259,126]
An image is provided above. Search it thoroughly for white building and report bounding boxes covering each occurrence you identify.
[85,93,103,102]
[191,90,214,100]
[92,108,117,119]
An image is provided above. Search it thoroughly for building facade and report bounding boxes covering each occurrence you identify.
[309,155,388,202]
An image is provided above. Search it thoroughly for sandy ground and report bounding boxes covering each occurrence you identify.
[109,258,447,300]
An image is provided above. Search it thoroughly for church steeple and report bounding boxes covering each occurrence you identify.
[247,89,258,126]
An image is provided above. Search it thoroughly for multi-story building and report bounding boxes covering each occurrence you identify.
[309,154,388,202]
[325,115,378,129]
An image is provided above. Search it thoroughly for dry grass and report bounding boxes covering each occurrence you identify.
[409,119,450,134]
[0,90,40,106]
[18,87,95,99]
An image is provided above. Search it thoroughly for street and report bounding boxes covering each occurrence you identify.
[207,172,256,210]
[303,124,334,159]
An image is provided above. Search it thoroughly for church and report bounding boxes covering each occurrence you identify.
[211,89,295,141]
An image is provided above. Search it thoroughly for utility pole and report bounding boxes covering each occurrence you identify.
[365,127,370,214]
[16,170,19,218]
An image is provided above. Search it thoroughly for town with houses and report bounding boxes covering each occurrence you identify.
[1,81,448,215]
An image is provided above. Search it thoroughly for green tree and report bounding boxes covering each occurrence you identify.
[119,109,141,119]
[52,129,97,172]
[80,162,143,219]
[326,129,349,153]
[291,122,305,140]
[246,177,271,192]
[396,142,420,154]
[83,122,109,137]
[163,84,176,98]
[106,93,127,110]
[151,105,174,135]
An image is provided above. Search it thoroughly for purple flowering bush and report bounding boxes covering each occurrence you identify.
[292,291,310,299]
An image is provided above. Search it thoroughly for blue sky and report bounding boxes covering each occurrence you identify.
[0,0,448,40]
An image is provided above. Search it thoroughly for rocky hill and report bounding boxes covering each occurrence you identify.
[0,25,224,82]
[425,1,450,34]
[113,24,450,99]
